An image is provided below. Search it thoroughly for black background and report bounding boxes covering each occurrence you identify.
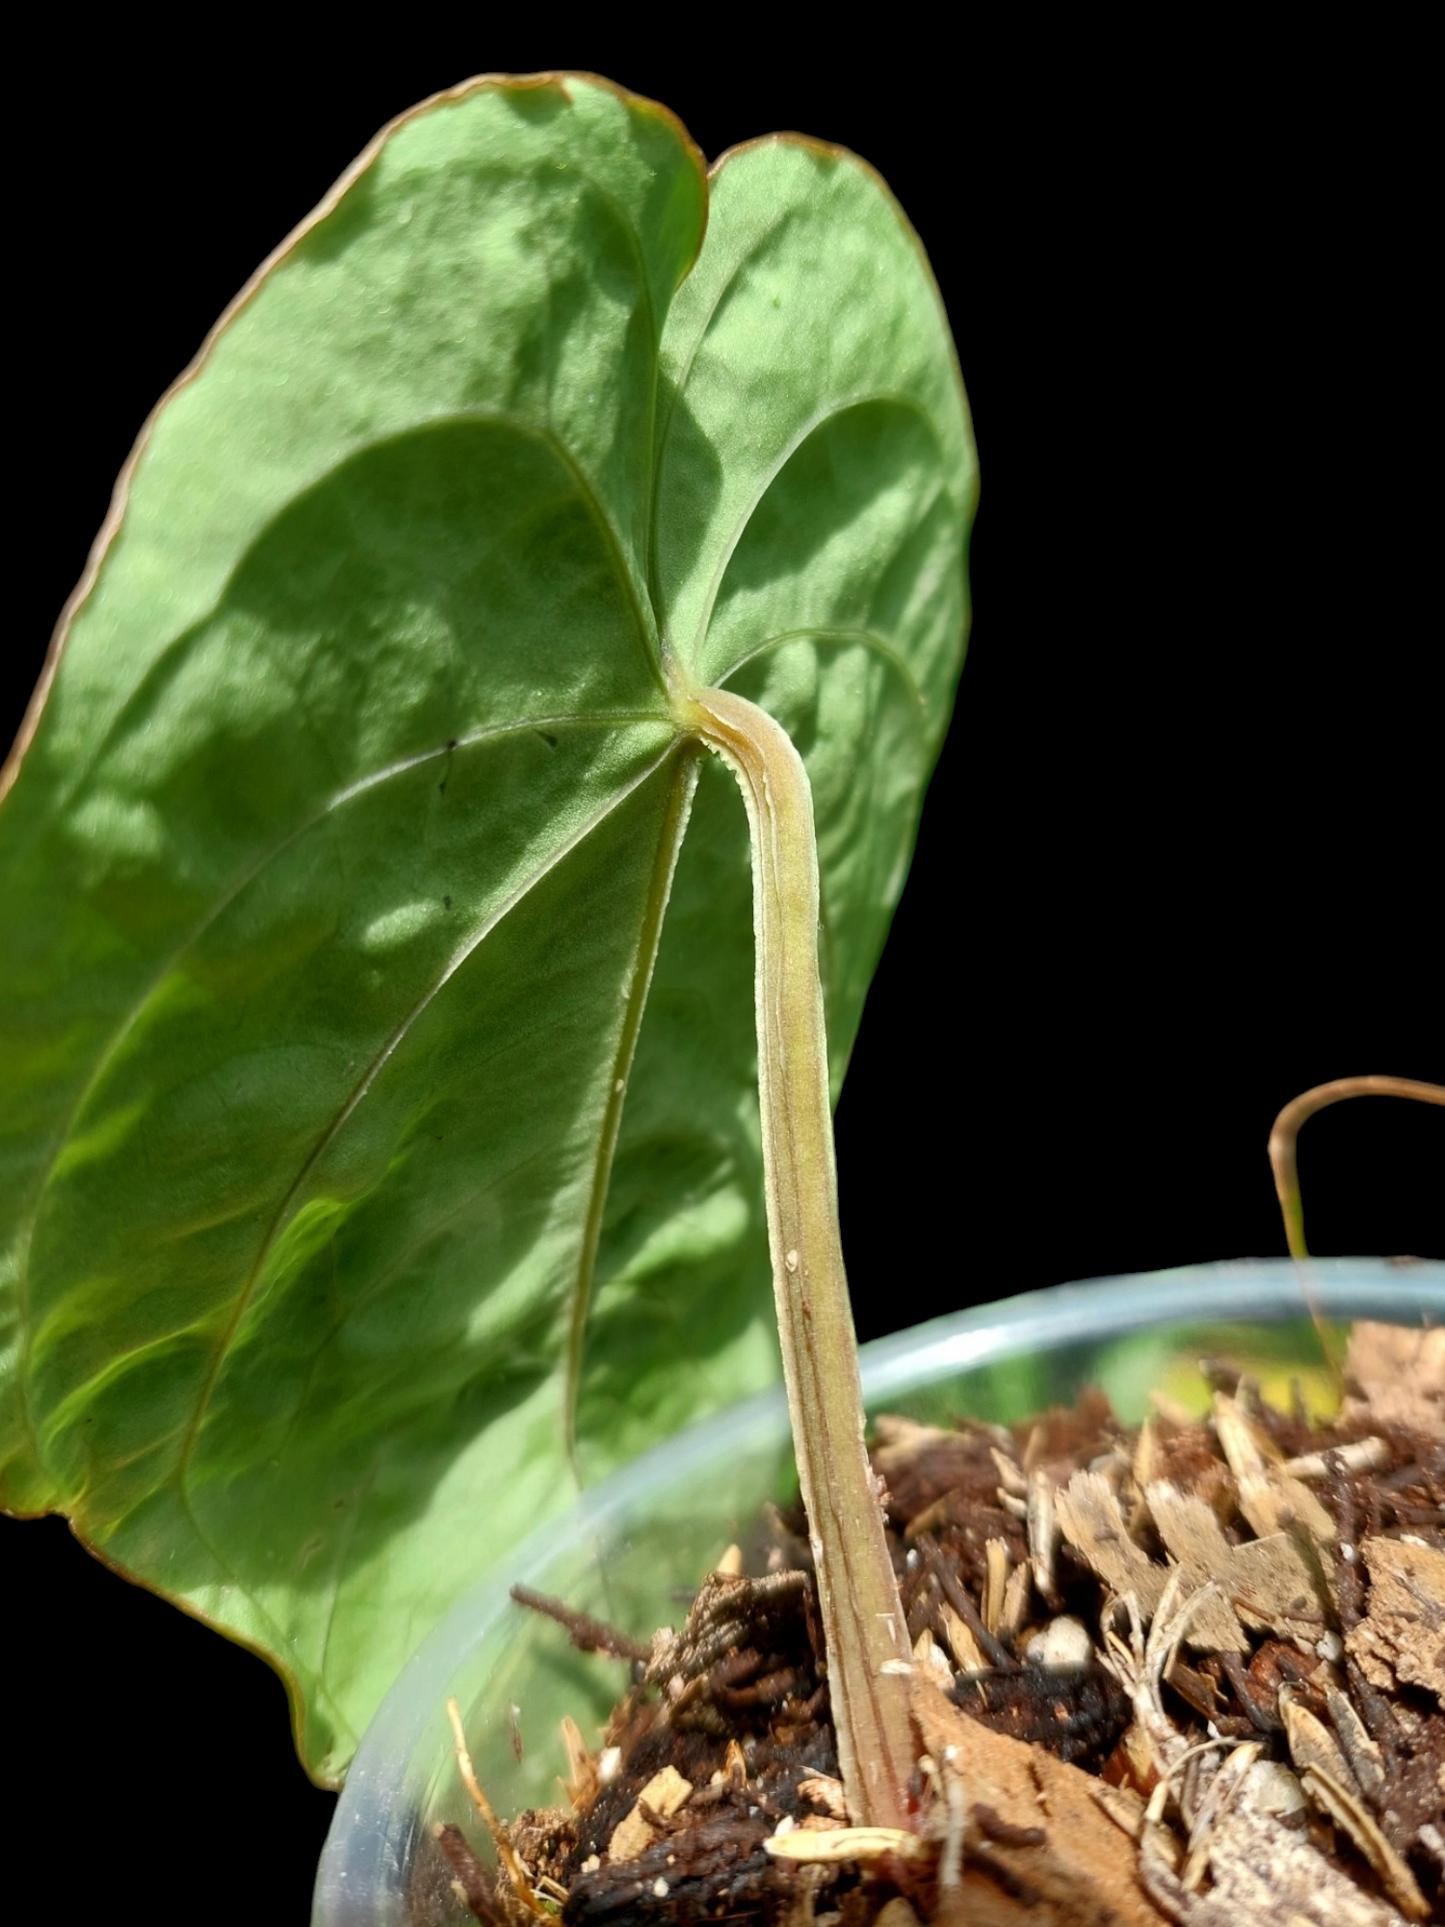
[7,31,1439,1921]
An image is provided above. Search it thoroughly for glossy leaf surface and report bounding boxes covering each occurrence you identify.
[0,76,974,1780]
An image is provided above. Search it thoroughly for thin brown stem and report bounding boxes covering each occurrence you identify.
[1267,1075,1445,1259]
[673,674,914,1831]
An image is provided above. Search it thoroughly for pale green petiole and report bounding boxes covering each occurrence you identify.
[675,671,915,1830]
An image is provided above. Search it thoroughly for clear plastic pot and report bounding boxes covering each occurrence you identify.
[312,1256,1442,1926]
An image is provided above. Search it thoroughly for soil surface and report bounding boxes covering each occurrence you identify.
[434,1322,1444,1926]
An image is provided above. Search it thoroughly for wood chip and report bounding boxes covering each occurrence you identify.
[1279,1687,1362,1798]
[1345,1536,1445,1704]
[1298,1759,1430,1919]
[872,1414,956,1455]
[1143,1484,1249,1651]
[1323,1681,1386,1799]
[1278,1437,1390,1481]
[910,1675,1169,1925]
[1063,1473,1329,1656]
[606,1765,692,1863]
[797,1772,847,1821]
[939,1597,989,1674]
[1028,1469,1061,1605]
[1133,1417,1159,1489]
[1000,1561,1032,1639]
[1056,1470,1169,1618]
[1342,1323,1445,1437]
[1212,1393,1336,1543]
[762,1825,927,1865]
[991,1445,1027,1497]
[913,1625,955,1687]
[1226,1530,1335,1638]
[983,1537,1009,1635]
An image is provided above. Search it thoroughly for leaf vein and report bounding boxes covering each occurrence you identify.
[713,626,927,714]
[11,712,673,1475]
[561,747,701,1479]
[689,392,947,661]
[173,739,684,1485]
[30,409,663,844]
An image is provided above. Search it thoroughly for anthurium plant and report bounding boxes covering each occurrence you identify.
[0,72,975,1826]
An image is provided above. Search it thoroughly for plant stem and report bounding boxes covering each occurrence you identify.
[675,677,915,1831]
[1267,1074,1445,1258]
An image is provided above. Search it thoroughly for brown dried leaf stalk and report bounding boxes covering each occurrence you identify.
[1267,1075,1445,1260]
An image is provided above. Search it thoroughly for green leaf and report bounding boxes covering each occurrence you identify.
[0,76,974,1782]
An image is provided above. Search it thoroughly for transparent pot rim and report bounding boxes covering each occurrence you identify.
[314,1255,1442,1923]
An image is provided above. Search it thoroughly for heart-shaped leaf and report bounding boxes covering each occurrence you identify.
[0,76,974,1781]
